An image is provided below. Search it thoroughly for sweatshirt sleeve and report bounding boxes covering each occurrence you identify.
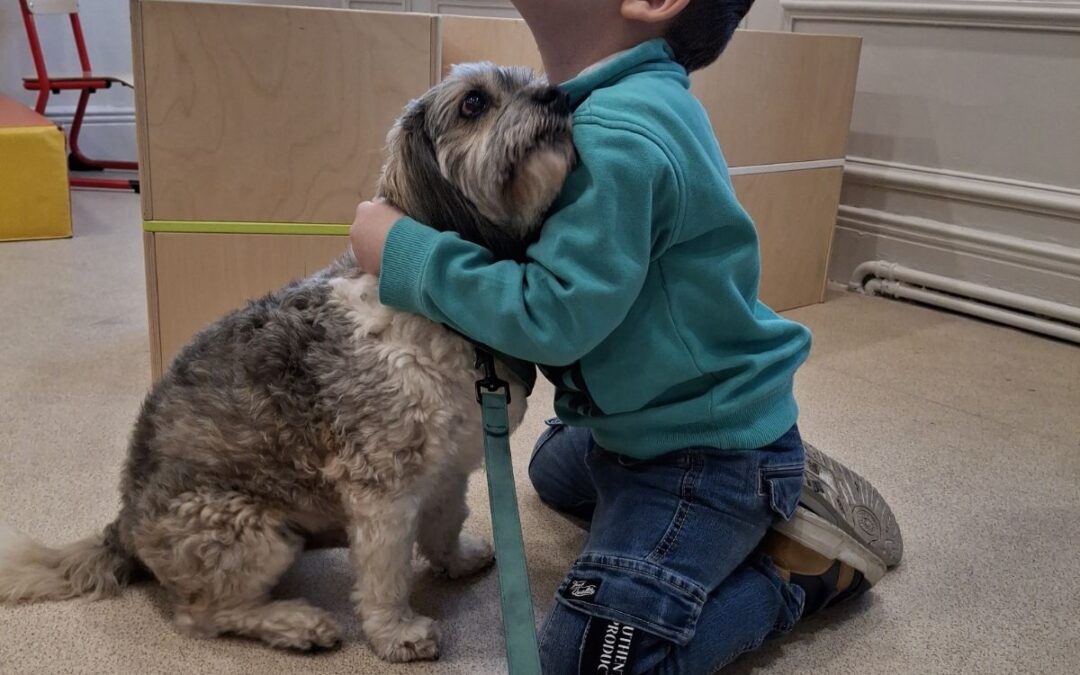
[378,120,679,366]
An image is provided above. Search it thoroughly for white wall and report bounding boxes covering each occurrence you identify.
[778,0,1080,307]
[746,0,786,31]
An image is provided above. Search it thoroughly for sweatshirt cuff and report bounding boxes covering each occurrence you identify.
[378,216,440,314]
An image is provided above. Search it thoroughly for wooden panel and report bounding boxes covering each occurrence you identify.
[439,15,543,77]
[130,0,153,221]
[137,1,434,224]
[152,233,349,368]
[733,167,844,311]
[693,30,861,167]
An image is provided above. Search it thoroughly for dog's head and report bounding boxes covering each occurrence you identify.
[378,63,575,260]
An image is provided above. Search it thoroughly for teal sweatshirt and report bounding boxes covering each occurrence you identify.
[380,39,812,458]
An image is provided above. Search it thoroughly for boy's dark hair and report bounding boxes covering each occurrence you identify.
[666,0,756,72]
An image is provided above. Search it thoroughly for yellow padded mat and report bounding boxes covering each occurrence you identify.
[1,95,72,242]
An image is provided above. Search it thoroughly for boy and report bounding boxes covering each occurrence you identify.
[351,1,899,671]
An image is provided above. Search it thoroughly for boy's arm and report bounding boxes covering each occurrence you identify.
[379,123,679,366]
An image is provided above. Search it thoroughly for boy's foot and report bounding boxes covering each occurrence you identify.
[773,506,886,584]
[798,443,903,568]
[762,529,873,616]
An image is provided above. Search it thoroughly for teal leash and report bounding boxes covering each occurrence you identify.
[475,349,543,675]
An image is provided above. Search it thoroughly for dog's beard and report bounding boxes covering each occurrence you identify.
[441,112,573,234]
[504,144,577,235]
[376,66,574,263]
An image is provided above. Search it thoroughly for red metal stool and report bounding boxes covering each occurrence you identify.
[19,0,139,192]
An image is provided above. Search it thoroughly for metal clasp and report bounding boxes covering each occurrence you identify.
[475,348,511,404]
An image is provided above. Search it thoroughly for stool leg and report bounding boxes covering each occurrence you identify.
[70,177,140,192]
[33,88,50,115]
[67,88,139,174]
[67,89,100,172]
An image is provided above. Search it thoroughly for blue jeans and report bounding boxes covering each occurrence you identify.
[528,420,807,674]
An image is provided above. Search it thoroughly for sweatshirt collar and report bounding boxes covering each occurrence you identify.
[558,38,682,109]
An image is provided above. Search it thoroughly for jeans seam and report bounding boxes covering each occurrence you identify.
[760,461,805,474]
[575,617,594,674]
[757,462,805,497]
[712,638,764,674]
[538,495,595,512]
[647,452,704,564]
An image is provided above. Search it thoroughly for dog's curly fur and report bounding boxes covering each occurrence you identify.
[0,63,574,662]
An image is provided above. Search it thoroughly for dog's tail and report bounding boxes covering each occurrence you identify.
[0,521,137,603]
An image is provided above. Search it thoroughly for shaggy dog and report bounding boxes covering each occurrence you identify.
[0,63,574,663]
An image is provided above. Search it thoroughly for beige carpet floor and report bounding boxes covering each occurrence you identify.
[1,191,1077,674]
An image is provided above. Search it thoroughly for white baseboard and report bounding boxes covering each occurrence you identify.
[45,106,138,164]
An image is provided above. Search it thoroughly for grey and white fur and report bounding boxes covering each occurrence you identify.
[0,63,574,662]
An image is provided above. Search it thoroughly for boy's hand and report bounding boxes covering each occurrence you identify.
[350,198,404,275]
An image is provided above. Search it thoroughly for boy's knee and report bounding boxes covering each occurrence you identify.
[526,421,557,486]
[526,427,559,498]
[527,421,597,521]
[526,419,580,491]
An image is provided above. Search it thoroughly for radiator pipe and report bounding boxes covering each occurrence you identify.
[851,260,1080,327]
[855,263,1080,345]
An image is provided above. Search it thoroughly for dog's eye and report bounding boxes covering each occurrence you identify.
[460,90,488,119]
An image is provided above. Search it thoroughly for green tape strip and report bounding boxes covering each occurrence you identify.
[143,220,350,236]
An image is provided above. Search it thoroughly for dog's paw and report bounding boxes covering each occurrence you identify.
[368,614,440,662]
[256,602,342,652]
[272,614,342,652]
[435,533,495,579]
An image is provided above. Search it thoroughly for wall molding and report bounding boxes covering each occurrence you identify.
[730,158,845,176]
[428,1,520,16]
[835,204,1080,279]
[782,0,1080,32]
[845,157,1080,220]
[45,105,136,128]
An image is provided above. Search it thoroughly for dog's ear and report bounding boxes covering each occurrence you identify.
[376,96,526,260]
[377,98,432,213]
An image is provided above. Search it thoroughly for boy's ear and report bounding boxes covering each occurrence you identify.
[620,0,690,24]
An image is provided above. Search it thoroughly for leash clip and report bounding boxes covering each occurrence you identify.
[475,348,511,404]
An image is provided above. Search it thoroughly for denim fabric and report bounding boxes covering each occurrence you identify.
[528,420,807,674]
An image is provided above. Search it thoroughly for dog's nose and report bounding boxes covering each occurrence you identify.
[533,86,571,113]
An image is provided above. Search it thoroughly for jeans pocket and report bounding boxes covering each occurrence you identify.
[554,554,707,646]
[760,463,804,521]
